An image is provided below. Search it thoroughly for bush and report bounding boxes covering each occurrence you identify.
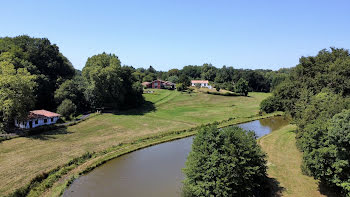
[260,96,281,113]
[177,83,187,91]
[215,87,220,92]
[183,125,267,196]
[57,99,77,120]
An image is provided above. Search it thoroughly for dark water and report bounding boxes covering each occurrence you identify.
[64,116,289,197]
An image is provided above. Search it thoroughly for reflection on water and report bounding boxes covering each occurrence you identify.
[238,116,290,138]
[64,116,289,197]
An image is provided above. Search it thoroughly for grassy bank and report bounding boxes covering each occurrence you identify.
[258,125,325,197]
[1,90,272,196]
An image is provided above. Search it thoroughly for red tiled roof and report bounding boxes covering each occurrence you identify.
[27,110,61,120]
[191,80,209,84]
[142,82,151,85]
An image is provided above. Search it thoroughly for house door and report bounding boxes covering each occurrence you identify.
[29,121,33,128]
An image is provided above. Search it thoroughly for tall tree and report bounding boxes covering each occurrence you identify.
[82,53,143,109]
[235,78,249,96]
[0,61,36,131]
[0,35,75,110]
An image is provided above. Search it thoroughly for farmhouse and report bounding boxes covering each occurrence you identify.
[191,80,212,89]
[15,110,61,129]
[143,80,175,89]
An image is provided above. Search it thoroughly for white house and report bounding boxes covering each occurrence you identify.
[191,80,212,89]
[15,110,61,129]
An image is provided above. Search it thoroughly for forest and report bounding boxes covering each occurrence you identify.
[260,48,350,196]
[0,35,286,133]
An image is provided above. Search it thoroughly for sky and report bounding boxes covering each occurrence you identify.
[1,0,350,71]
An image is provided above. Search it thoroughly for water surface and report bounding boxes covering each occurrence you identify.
[64,116,289,197]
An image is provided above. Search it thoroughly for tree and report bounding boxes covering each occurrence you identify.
[182,65,201,79]
[235,78,249,96]
[195,83,201,89]
[168,75,179,83]
[201,63,217,81]
[0,61,36,131]
[168,68,180,76]
[179,74,191,87]
[54,76,89,112]
[183,125,267,196]
[176,83,186,91]
[0,35,75,110]
[57,99,77,120]
[82,53,143,109]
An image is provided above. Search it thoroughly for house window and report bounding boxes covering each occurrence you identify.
[35,120,38,124]
[154,82,158,86]
[44,119,47,123]
[51,118,54,122]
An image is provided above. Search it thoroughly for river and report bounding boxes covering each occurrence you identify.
[64,116,289,197]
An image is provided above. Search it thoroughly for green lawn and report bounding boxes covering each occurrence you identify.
[0,90,271,196]
[258,124,325,197]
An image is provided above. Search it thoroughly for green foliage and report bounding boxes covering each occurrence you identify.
[195,83,201,89]
[215,87,220,92]
[0,35,75,110]
[54,76,89,112]
[183,125,267,197]
[57,99,77,120]
[234,78,249,96]
[0,61,36,131]
[259,96,282,113]
[82,53,144,109]
[261,47,350,195]
[168,75,179,83]
[176,83,187,91]
[179,74,191,87]
[201,63,217,81]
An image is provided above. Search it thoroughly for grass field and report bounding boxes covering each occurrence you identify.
[258,124,325,197]
[0,90,272,196]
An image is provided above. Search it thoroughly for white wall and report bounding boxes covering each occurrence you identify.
[15,116,60,129]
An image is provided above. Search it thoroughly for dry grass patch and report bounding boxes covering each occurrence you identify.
[258,124,325,197]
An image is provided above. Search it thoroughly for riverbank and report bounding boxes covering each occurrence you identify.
[1,90,272,196]
[258,124,325,197]
[46,113,283,197]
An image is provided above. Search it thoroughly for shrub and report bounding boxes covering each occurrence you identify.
[260,96,281,113]
[57,99,77,120]
[183,125,267,196]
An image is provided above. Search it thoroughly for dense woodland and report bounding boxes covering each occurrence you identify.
[0,35,286,133]
[260,48,350,196]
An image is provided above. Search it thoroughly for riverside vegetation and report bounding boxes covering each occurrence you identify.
[261,48,350,196]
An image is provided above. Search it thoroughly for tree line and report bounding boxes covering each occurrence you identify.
[134,63,290,93]
[260,48,350,196]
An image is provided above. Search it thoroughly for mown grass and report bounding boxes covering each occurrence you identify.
[0,90,271,196]
[258,124,325,197]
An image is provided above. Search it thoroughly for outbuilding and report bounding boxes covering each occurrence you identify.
[15,110,61,129]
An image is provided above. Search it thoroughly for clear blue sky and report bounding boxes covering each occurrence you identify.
[1,0,349,71]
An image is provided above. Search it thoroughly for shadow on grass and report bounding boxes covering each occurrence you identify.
[113,101,156,115]
[318,181,341,197]
[26,127,72,140]
[263,177,285,197]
